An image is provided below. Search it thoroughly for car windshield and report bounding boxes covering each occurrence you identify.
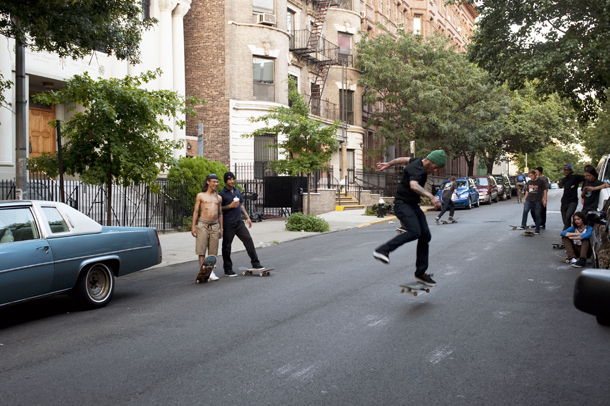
[493,176,503,183]
[456,181,468,189]
[476,178,489,186]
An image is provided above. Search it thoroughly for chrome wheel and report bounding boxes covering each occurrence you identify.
[74,263,115,309]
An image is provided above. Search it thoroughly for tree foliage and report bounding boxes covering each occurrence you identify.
[583,92,610,166]
[513,145,585,182]
[27,70,202,225]
[0,0,154,63]
[356,28,509,175]
[245,77,341,214]
[167,156,230,215]
[465,0,610,121]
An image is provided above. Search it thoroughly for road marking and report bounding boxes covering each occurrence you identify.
[429,345,455,364]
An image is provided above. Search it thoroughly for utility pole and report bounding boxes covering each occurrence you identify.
[15,31,28,199]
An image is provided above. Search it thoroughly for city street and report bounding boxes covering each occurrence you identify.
[1,190,609,405]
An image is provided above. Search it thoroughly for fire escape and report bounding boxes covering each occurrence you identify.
[289,0,340,116]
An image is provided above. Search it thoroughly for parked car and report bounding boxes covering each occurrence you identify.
[471,175,499,204]
[595,154,610,211]
[492,174,512,200]
[550,183,558,189]
[434,178,480,210]
[0,200,162,309]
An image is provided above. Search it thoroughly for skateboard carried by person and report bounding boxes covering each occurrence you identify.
[196,255,217,284]
[239,266,274,277]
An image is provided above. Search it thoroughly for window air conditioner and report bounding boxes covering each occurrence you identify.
[257,13,276,26]
[360,10,366,18]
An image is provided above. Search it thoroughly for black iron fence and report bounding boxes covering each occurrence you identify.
[2,174,188,230]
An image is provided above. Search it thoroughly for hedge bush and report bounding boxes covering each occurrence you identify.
[285,212,330,232]
[167,156,230,214]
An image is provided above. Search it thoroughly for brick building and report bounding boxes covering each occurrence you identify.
[184,0,476,178]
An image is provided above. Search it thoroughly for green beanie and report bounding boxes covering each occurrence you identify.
[426,150,446,167]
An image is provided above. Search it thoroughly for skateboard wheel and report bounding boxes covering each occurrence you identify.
[242,272,246,276]
[413,292,418,296]
[425,289,430,293]
[196,280,200,284]
[401,289,405,293]
[259,272,264,277]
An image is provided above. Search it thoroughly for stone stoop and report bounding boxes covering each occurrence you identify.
[335,195,366,211]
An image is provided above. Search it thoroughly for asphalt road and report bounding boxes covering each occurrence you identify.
[1,189,609,405]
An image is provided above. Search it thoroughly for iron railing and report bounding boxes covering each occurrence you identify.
[289,30,340,64]
[303,93,340,121]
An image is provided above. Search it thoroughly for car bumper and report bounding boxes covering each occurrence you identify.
[574,269,610,318]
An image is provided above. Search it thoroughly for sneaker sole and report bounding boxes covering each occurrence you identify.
[373,251,390,264]
[224,274,237,277]
[415,277,437,287]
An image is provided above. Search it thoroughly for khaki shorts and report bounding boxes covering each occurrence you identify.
[195,220,220,256]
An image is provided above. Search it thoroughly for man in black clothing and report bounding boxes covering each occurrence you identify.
[219,172,263,277]
[531,167,551,229]
[520,169,547,234]
[373,150,445,286]
[559,164,585,231]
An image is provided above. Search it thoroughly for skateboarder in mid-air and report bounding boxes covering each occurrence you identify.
[373,150,445,286]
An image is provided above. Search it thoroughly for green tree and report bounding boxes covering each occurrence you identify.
[27,70,202,225]
[464,0,610,121]
[356,28,509,175]
[0,0,153,63]
[583,92,610,165]
[483,83,579,174]
[167,156,230,215]
[513,145,584,182]
[245,78,341,214]
[0,0,154,114]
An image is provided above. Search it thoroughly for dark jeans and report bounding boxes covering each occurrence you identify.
[376,201,431,276]
[531,204,547,227]
[222,221,260,272]
[561,202,578,231]
[438,199,455,219]
[522,200,542,231]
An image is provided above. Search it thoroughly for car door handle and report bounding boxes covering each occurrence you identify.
[37,246,50,251]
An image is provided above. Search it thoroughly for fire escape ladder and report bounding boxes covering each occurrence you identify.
[309,0,331,51]
[310,61,332,116]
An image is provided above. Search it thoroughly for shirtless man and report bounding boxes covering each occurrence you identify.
[191,174,224,281]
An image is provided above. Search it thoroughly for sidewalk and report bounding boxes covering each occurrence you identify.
[155,206,434,269]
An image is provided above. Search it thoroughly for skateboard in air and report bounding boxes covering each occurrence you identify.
[552,243,565,249]
[196,255,217,284]
[239,266,274,277]
[399,282,433,296]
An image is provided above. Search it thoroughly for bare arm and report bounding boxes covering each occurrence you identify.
[241,205,252,228]
[410,180,442,209]
[376,157,411,172]
[191,195,202,237]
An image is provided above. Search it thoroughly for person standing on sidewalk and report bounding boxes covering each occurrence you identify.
[435,176,458,224]
[220,172,264,277]
[191,174,223,281]
[558,164,585,231]
[520,169,547,234]
[373,150,445,286]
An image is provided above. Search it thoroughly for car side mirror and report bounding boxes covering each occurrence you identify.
[585,211,606,225]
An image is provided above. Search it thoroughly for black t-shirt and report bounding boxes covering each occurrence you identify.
[395,158,427,206]
[582,179,603,212]
[525,178,547,203]
[219,186,243,225]
[441,182,457,201]
[560,174,585,204]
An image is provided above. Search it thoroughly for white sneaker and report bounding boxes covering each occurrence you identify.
[570,258,578,265]
[208,271,219,281]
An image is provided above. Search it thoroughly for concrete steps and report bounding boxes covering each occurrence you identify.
[335,195,365,211]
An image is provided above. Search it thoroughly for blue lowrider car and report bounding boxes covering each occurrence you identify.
[0,200,162,309]
[435,178,480,210]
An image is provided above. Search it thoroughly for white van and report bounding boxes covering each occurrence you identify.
[595,154,610,210]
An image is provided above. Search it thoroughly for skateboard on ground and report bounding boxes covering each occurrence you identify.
[509,225,532,230]
[438,218,458,225]
[552,243,565,249]
[239,266,274,277]
[196,255,217,284]
[523,230,535,236]
[399,282,433,296]
[555,253,571,263]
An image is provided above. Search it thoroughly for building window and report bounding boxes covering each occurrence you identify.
[141,0,151,20]
[254,134,277,178]
[288,74,298,107]
[253,58,275,102]
[413,15,422,35]
[335,0,353,11]
[253,0,274,14]
[339,89,354,125]
[338,33,352,65]
[287,10,295,35]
